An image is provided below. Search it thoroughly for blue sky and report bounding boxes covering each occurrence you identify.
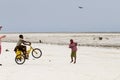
[0,0,120,32]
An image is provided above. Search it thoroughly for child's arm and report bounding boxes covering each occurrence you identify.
[0,35,6,39]
[23,40,31,45]
[69,44,73,48]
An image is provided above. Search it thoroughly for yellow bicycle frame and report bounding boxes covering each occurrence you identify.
[26,45,33,55]
[16,49,22,56]
[16,45,33,56]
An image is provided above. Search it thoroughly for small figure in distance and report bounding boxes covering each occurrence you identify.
[69,39,78,64]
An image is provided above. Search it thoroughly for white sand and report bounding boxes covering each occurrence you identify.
[0,41,120,80]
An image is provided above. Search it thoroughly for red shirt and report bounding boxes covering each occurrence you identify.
[69,42,77,52]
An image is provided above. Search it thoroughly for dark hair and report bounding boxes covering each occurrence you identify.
[70,39,73,42]
[70,39,73,43]
[19,35,23,39]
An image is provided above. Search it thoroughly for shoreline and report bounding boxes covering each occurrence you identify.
[1,32,120,49]
[0,32,120,34]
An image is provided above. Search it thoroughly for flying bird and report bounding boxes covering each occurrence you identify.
[78,6,83,9]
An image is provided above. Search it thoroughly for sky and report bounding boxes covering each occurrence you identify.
[0,0,120,32]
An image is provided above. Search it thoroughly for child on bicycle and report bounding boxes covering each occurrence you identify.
[14,34,31,59]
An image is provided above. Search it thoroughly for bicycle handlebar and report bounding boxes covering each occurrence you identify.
[24,42,31,46]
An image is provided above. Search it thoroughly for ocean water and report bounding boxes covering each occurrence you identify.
[1,32,120,47]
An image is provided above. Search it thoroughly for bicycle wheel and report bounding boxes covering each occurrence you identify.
[32,48,42,59]
[15,54,25,65]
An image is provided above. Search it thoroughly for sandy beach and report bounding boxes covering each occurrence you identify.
[0,33,120,80]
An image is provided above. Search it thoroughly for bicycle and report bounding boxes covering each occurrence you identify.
[15,43,42,65]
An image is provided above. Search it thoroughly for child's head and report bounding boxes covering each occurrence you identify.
[70,39,73,43]
[19,35,23,39]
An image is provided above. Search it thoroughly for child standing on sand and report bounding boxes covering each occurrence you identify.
[69,39,77,64]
